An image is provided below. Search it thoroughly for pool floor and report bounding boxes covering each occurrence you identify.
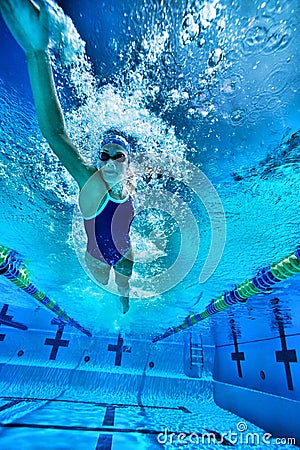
[0,395,298,449]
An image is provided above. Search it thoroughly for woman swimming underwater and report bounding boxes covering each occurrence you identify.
[0,0,135,313]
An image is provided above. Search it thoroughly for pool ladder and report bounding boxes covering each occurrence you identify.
[190,333,204,370]
[184,331,204,378]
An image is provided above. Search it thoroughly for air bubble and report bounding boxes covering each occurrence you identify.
[230,108,246,126]
[262,23,293,54]
[219,70,244,99]
[208,48,223,68]
[244,24,268,50]
[263,67,290,95]
[181,13,200,46]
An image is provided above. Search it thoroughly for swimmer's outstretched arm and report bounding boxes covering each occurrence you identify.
[0,0,101,191]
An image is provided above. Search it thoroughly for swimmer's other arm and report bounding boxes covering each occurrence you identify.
[0,0,95,190]
[26,50,94,189]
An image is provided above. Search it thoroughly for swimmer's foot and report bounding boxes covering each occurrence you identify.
[120,296,130,314]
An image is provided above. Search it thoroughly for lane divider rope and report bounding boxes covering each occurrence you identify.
[0,244,92,337]
[152,246,300,343]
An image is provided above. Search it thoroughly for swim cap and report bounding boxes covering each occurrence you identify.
[101,134,131,154]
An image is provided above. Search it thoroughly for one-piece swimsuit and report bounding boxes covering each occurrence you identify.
[84,193,134,266]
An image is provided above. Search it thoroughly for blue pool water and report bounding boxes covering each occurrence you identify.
[0,0,299,448]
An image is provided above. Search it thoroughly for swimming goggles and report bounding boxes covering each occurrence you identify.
[98,151,127,162]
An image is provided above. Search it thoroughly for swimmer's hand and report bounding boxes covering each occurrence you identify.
[0,0,49,54]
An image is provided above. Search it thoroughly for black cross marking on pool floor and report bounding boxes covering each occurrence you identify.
[275,321,297,391]
[108,334,131,366]
[270,298,297,391]
[231,334,245,378]
[44,329,69,360]
[0,305,13,323]
[0,304,27,330]
[0,305,9,342]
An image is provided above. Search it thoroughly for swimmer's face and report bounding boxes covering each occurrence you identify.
[97,143,129,183]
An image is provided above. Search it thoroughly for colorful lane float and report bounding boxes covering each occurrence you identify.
[0,244,92,337]
[152,246,300,343]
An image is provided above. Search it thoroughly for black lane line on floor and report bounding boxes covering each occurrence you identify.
[0,397,187,412]
[102,407,115,427]
[0,423,166,434]
[178,406,192,414]
[96,434,112,450]
[0,423,235,445]
[0,400,24,412]
[96,407,116,450]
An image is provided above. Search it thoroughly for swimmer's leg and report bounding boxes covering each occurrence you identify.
[114,250,134,314]
[85,251,111,286]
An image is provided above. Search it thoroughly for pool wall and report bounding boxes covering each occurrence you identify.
[212,280,300,444]
[0,302,214,418]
